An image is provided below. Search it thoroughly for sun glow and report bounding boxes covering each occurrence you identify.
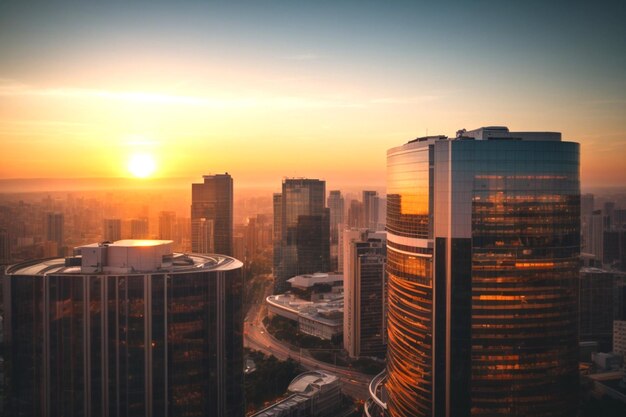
[128,153,157,178]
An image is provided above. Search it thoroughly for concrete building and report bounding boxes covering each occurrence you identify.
[614,320,626,356]
[363,191,379,231]
[343,229,387,359]
[191,173,233,256]
[2,240,244,417]
[367,126,580,417]
[266,292,343,341]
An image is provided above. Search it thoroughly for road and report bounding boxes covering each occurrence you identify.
[243,277,371,401]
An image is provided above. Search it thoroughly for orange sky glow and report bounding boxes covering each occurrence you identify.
[0,2,624,189]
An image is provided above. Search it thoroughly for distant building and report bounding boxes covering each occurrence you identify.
[363,191,379,230]
[343,229,387,359]
[266,291,343,341]
[191,173,233,256]
[3,240,244,417]
[327,190,344,271]
[347,199,364,229]
[253,371,342,417]
[45,212,64,256]
[614,320,626,356]
[130,217,149,239]
[0,228,10,264]
[103,218,122,241]
[580,268,616,351]
[273,179,329,293]
[158,211,176,240]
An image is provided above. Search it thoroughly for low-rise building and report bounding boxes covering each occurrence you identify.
[266,293,343,341]
[252,371,342,417]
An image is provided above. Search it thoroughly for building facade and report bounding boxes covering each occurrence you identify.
[367,126,580,417]
[191,173,234,256]
[343,229,387,359]
[2,240,244,417]
[103,218,122,242]
[327,190,345,272]
[273,179,329,293]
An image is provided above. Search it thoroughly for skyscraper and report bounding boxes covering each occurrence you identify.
[158,211,176,240]
[273,178,329,294]
[130,217,149,239]
[343,229,387,359]
[103,218,122,242]
[363,190,379,230]
[45,212,64,255]
[191,174,233,256]
[367,126,580,417]
[3,240,244,417]
[327,190,345,271]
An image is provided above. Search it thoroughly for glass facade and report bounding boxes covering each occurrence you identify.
[273,179,328,293]
[385,139,436,417]
[191,174,234,256]
[3,254,244,417]
[463,140,580,417]
[381,133,580,417]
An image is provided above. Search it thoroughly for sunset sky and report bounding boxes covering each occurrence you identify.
[0,1,624,188]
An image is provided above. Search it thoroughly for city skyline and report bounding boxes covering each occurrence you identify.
[0,1,625,187]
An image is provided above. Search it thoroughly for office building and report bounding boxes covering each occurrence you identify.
[343,229,387,359]
[579,268,615,351]
[0,228,10,264]
[363,191,379,230]
[2,240,244,417]
[158,211,176,240]
[103,218,122,242]
[327,190,345,271]
[130,217,149,239]
[366,126,580,417]
[45,212,64,255]
[273,179,329,293]
[191,173,233,256]
[347,200,364,229]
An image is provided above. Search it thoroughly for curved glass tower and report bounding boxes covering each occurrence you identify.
[370,127,580,417]
[3,240,244,417]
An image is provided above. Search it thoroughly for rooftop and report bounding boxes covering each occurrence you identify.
[6,239,241,276]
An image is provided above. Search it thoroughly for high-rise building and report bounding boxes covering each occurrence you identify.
[367,126,580,417]
[191,174,233,256]
[347,200,364,229]
[273,179,329,294]
[103,218,122,242]
[579,268,615,351]
[363,191,379,230]
[327,190,345,271]
[587,210,608,262]
[130,217,149,239]
[3,240,244,417]
[343,229,387,359]
[158,211,176,240]
[45,212,64,255]
[0,227,10,264]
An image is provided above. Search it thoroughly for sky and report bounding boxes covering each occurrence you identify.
[0,0,624,188]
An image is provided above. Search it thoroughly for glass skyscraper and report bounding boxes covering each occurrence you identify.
[273,178,329,294]
[3,240,244,417]
[367,126,580,417]
[191,173,233,256]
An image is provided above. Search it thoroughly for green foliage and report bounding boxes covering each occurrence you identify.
[244,349,301,413]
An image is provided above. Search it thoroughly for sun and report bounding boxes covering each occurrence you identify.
[128,153,157,178]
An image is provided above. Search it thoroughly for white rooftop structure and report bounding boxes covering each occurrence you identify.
[287,272,343,289]
[77,240,174,273]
